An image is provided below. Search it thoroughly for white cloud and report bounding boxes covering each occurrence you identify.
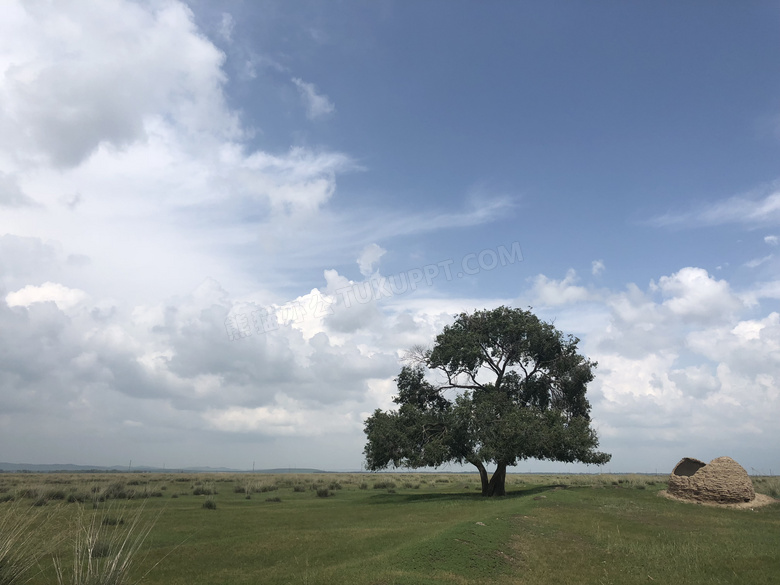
[292,77,336,120]
[529,269,593,306]
[204,397,361,437]
[740,280,780,307]
[357,243,386,277]
[744,254,773,268]
[0,0,239,168]
[218,13,234,42]
[650,186,780,227]
[654,267,742,324]
[765,235,778,245]
[592,259,605,276]
[686,312,780,374]
[580,270,780,470]
[6,282,87,310]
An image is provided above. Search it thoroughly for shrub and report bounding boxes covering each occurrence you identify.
[140,489,163,498]
[193,485,216,496]
[17,487,40,500]
[293,485,306,493]
[101,481,132,501]
[328,481,342,491]
[66,492,88,504]
[202,499,217,510]
[373,481,396,490]
[316,488,330,498]
[45,489,67,501]
[358,482,368,490]
[101,516,125,526]
[265,497,282,503]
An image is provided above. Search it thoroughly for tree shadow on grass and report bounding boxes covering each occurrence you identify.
[366,483,567,505]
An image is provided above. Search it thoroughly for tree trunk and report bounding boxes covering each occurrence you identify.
[486,462,508,497]
[470,460,490,496]
[471,461,508,497]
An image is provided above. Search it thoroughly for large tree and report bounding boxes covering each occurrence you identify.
[363,306,610,496]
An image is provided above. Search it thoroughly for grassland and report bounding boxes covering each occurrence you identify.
[0,472,778,584]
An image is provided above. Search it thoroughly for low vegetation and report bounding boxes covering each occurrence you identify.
[0,471,777,584]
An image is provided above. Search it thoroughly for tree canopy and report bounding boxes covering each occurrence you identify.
[363,306,610,496]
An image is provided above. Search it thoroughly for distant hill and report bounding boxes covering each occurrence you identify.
[0,462,330,473]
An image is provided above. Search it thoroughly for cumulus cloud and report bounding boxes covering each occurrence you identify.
[592,259,605,276]
[6,282,88,310]
[529,269,593,306]
[2,235,779,472]
[0,0,359,306]
[581,269,780,470]
[292,77,336,119]
[0,0,239,168]
[653,267,742,324]
[0,271,403,463]
[740,280,780,307]
[0,0,379,468]
[686,312,780,376]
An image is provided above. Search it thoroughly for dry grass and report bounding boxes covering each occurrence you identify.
[752,476,780,498]
[52,502,158,585]
[0,501,53,585]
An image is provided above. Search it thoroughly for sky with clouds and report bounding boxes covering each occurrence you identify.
[1,0,779,473]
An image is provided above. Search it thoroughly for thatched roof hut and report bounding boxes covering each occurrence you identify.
[668,456,755,503]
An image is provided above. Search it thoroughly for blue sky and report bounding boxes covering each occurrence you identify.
[1,0,779,474]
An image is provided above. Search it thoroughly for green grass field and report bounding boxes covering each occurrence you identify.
[1,472,778,585]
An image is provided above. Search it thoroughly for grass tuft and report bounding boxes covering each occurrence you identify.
[53,502,157,585]
[0,500,51,585]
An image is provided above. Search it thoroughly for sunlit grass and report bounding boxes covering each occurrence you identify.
[0,471,777,585]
